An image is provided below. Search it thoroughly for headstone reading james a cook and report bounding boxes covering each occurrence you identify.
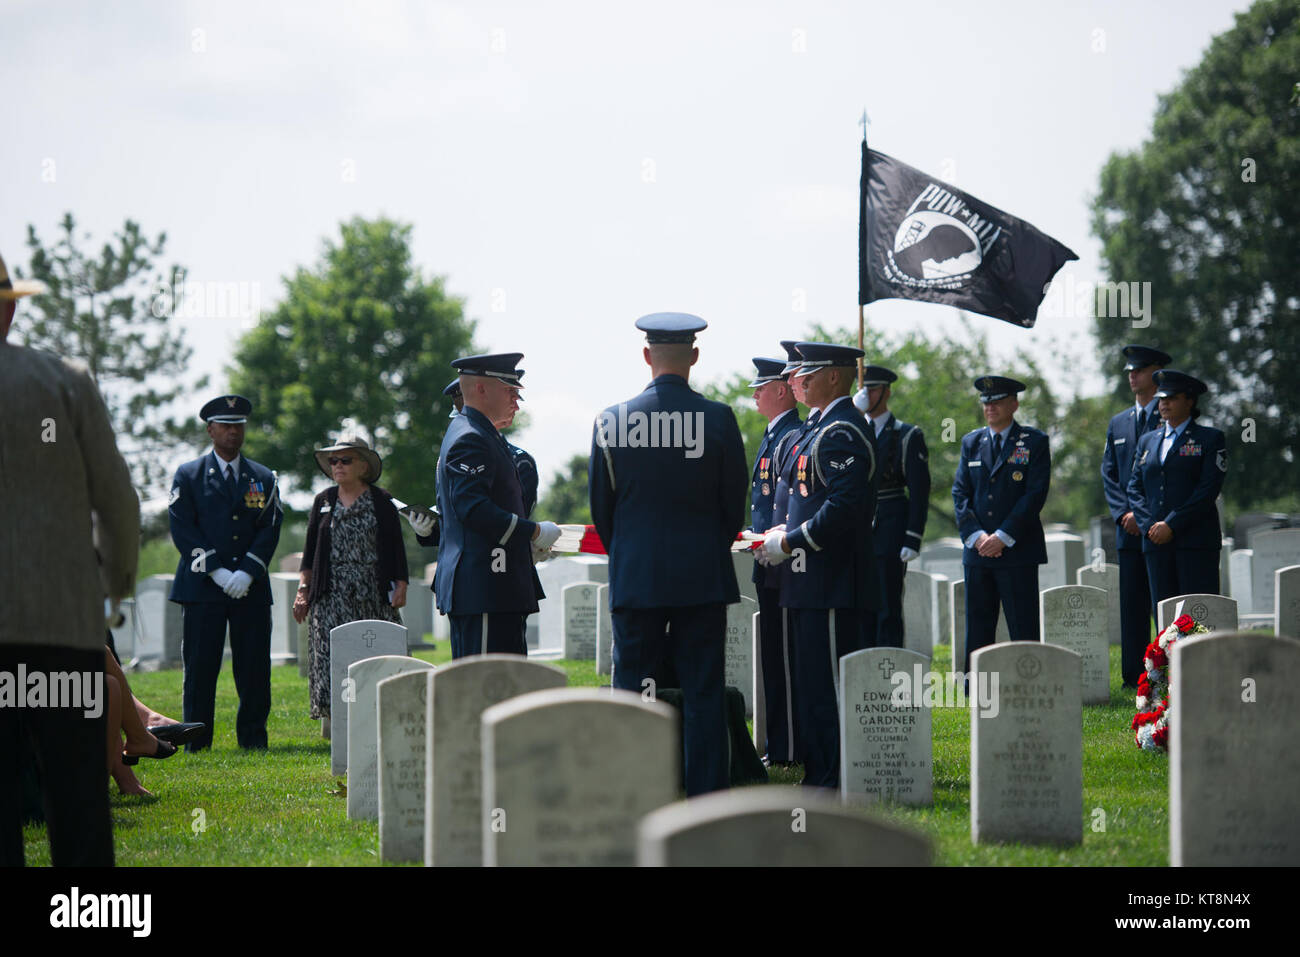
[1157,593,1238,635]
[424,656,567,867]
[561,582,599,660]
[971,642,1083,846]
[1039,586,1109,705]
[1170,632,1300,866]
[377,670,432,863]
[839,648,931,806]
[347,655,432,821]
[637,789,932,866]
[330,620,407,775]
[725,596,757,719]
[481,688,678,866]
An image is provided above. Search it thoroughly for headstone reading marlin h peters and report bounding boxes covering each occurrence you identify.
[1076,563,1120,646]
[1040,586,1109,705]
[1170,632,1300,866]
[377,670,432,862]
[902,567,938,654]
[1276,566,1300,639]
[1157,594,1238,636]
[725,596,758,719]
[424,656,567,867]
[1229,549,1254,614]
[1042,532,1086,590]
[330,620,408,775]
[530,555,608,652]
[347,655,433,821]
[637,788,932,866]
[1251,529,1300,617]
[595,584,612,676]
[950,579,1010,673]
[970,642,1083,846]
[561,582,599,660]
[481,688,678,866]
[839,648,932,806]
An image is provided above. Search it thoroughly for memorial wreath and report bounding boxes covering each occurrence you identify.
[1131,611,1208,752]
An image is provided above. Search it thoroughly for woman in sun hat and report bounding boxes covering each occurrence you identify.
[293,437,409,733]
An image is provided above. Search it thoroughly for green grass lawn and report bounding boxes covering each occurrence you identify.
[22,642,1168,866]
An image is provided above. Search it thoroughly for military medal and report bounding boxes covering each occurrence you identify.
[759,457,769,480]
[761,483,770,496]
[799,482,808,497]
[1012,470,1023,482]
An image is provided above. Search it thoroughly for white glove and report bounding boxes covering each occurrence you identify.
[900,547,920,562]
[531,543,554,564]
[225,570,253,599]
[404,510,435,537]
[211,567,235,590]
[763,529,791,565]
[533,521,561,551]
[753,547,771,568]
[852,388,870,413]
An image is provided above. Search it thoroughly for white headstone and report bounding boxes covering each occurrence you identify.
[1229,549,1254,613]
[732,550,759,602]
[135,574,182,665]
[1170,632,1300,865]
[918,540,965,584]
[751,610,767,755]
[278,552,304,573]
[108,598,136,661]
[950,579,1010,672]
[932,573,950,651]
[269,572,301,662]
[1276,566,1300,639]
[1042,533,1086,590]
[1251,530,1300,617]
[1157,594,1238,635]
[481,688,678,866]
[1220,538,1233,598]
[839,648,932,806]
[595,583,613,676]
[330,620,408,775]
[561,582,599,660]
[970,642,1083,846]
[1076,563,1121,647]
[347,655,432,820]
[1040,585,1109,705]
[403,581,434,647]
[377,670,432,862]
[425,656,567,867]
[530,556,608,652]
[637,789,932,866]
[725,596,758,719]
[903,567,937,654]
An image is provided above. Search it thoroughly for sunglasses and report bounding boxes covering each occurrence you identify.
[328,456,354,466]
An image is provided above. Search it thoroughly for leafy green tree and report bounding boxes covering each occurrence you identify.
[228,217,476,501]
[1091,0,1300,509]
[536,454,593,526]
[19,212,206,491]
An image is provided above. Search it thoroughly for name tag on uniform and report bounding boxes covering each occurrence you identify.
[969,460,983,467]
[1113,437,1126,445]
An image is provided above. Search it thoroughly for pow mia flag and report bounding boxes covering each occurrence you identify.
[858,143,1077,328]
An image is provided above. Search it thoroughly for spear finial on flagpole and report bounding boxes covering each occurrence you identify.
[859,108,870,144]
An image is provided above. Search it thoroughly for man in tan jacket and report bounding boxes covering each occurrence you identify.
[0,251,139,866]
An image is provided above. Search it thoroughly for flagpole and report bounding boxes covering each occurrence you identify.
[858,109,870,389]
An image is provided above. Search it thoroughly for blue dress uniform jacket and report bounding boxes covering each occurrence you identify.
[508,441,539,518]
[434,407,542,616]
[952,422,1050,568]
[168,451,282,603]
[750,409,802,587]
[1127,421,1226,553]
[780,400,879,610]
[589,374,748,610]
[872,416,930,556]
[1102,405,1158,552]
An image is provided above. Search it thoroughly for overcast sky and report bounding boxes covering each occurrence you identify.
[2,0,1247,500]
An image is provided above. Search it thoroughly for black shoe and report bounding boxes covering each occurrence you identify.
[148,722,206,747]
[122,738,178,766]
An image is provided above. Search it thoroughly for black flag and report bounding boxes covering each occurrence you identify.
[858,143,1077,328]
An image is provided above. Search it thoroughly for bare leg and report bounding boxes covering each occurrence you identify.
[134,696,175,728]
[105,673,151,798]
[105,648,160,755]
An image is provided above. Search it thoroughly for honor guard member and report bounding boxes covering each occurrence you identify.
[766,339,822,548]
[168,395,283,751]
[748,357,802,766]
[501,369,539,519]
[1127,370,1226,610]
[589,313,748,797]
[763,342,878,789]
[952,376,1050,675]
[405,378,466,549]
[853,365,931,648]
[1101,344,1170,687]
[434,354,560,658]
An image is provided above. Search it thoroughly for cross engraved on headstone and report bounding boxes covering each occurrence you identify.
[878,657,896,680]
[363,629,377,648]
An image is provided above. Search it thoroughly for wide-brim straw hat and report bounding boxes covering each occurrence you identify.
[314,436,382,483]
[0,252,48,300]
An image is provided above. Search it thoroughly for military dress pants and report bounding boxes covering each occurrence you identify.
[757,584,799,764]
[1117,548,1155,686]
[448,612,527,659]
[962,564,1040,675]
[181,600,272,750]
[1144,548,1221,620]
[789,606,862,790]
[611,603,729,797]
[863,552,905,648]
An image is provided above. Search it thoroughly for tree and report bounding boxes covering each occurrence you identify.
[19,213,206,491]
[536,454,593,526]
[1091,0,1300,509]
[228,217,476,501]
